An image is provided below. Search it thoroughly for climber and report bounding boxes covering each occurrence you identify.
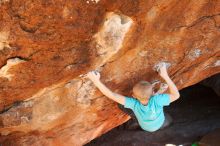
[86,62,180,132]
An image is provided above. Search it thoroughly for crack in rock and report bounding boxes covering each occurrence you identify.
[172,13,220,31]
[0,100,33,129]
[76,80,96,107]
[65,79,97,108]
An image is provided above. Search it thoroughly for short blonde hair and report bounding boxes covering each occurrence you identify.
[132,81,153,101]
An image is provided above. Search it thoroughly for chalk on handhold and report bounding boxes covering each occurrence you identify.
[153,61,171,72]
[214,60,220,66]
[79,74,86,78]
[188,48,202,60]
[79,69,101,79]
[96,66,104,72]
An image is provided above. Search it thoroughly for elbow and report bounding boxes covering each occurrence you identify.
[175,92,180,99]
[170,91,180,100]
[171,92,180,100]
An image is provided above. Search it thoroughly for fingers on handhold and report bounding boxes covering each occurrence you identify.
[79,70,100,78]
[163,62,171,69]
[79,74,86,78]
[153,64,160,72]
[79,74,83,77]
[93,70,99,76]
[95,69,100,75]
[153,61,171,72]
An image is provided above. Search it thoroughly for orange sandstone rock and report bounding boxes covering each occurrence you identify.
[0,0,220,145]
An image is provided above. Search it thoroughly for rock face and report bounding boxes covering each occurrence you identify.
[0,0,219,145]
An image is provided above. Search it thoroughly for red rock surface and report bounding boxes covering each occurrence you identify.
[0,0,219,145]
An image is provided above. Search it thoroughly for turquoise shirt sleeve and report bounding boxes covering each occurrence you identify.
[153,93,170,106]
[124,96,137,110]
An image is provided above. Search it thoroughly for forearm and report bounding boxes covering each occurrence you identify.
[163,75,180,97]
[86,70,125,104]
[92,79,115,98]
[91,79,125,104]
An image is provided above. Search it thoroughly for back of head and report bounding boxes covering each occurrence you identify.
[132,80,153,102]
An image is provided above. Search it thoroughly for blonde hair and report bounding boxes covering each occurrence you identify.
[132,81,153,102]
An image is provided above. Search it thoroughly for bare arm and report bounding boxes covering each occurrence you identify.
[86,71,126,105]
[162,75,180,102]
[158,63,180,102]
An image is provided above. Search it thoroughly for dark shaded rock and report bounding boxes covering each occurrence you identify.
[200,73,220,96]
[199,128,220,146]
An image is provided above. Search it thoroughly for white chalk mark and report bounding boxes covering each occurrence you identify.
[153,61,171,72]
[75,80,96,106]
[94,12,133,65]
[0,31,10,50]
[138,50,148,57]
[188,48,202,60]
[214,60,220,66]
[86,0,100,4]
[0,58,26,80]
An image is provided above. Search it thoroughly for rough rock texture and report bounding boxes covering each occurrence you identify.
[0,0,219,145]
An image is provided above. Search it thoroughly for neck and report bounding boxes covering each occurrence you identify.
[141,99,148,105]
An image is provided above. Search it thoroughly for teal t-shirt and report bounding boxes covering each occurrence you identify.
[124,93,170,132]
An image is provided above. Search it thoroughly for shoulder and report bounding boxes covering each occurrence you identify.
[124,96,139,109]
[125,96,138,103]
[159,93,170,99]
[151,93,170,99]
[150,93,170,106]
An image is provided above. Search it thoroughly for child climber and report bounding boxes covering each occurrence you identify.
[86,62,180,132]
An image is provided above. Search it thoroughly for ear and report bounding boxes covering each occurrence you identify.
[152,90,155,94]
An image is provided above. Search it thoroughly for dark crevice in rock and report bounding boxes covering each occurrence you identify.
[7,56,30,62]
[19,21,42,33]
[200,73,220,96]
[172,13,220,31]
[0,101,22,114]
[0,56,29,71]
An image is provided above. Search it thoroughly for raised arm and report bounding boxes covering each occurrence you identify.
[86,71,126,105]
[158,63,180,102]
